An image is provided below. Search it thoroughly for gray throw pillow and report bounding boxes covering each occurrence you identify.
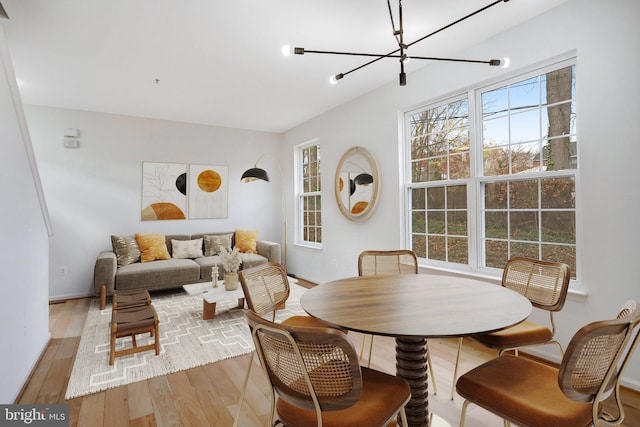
[111,235,141,266]
[204,233,233,256]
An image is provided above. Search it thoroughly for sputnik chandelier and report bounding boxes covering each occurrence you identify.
[283,0,511,86]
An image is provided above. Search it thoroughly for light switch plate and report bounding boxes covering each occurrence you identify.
[63,137,79,148]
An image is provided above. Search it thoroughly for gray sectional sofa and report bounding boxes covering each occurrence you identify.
[94,231,281,298]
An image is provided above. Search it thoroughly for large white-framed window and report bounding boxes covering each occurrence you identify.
[296,142,322,247]
[406,58,577,279]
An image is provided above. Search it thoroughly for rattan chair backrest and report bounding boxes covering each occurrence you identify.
[559,300,640,403]
[246,310,362,412]
[501,257,571,311]
[239,262,290,319]
[358,250,418,276]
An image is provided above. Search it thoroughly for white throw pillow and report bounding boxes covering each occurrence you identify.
[171,238,204,259]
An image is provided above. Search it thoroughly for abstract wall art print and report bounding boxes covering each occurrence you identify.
[188,164,228,219]
[141,162,187,221]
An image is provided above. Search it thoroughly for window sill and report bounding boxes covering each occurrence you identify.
[419,264,588,302]
[293,242,322,251]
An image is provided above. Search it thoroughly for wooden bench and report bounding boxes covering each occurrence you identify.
[109,303,160,365]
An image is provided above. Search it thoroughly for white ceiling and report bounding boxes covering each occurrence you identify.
[1,0,567,133]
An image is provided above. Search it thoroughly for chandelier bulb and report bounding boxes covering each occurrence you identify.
[329,73,344,85]
[281,45,292,57]
[501,57,511,68]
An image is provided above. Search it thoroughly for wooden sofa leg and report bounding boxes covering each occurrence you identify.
[100,285,106,310]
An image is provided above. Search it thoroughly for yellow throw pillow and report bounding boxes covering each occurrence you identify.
[235,229,258,254]
[135,233,171,263]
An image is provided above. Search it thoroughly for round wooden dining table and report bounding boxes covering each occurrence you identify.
[300,273,532,427]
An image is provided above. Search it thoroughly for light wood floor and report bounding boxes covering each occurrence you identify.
[17,285,640,427]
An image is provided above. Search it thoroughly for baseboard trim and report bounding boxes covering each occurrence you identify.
[13,334,51,403]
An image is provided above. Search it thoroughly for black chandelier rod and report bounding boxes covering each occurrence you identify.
[343,0,507,79]
[299,49,497,65]
[295,0,509,82]
[407,0,507,49]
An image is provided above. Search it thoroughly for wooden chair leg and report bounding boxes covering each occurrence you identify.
[459,400,471,427]
[451,337,463,400]
[100,285,106,310]
[400,407,408,427]
[154,318,160,355]
[109,323,116,365]
[427,347,437,395]
[232,352,255,427]
[366,335,374,368]
[359,334,367,360]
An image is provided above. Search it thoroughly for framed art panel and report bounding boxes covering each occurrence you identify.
[188,164,228,219]
[141,162,187,221]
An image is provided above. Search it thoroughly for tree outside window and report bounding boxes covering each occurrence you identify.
[299,144,322,245]
[407,61,577,278]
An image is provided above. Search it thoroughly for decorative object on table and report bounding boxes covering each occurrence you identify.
[283,0,510,87]
[211,266,219,287]
[141,162,187,221]
[335,146,381,222]
[223,273,239,291]
[220,246,242,291]
[188,164,228,219]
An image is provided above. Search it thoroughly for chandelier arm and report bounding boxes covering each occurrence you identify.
[409,56,496,65]
[338,0,507,81]
[298,50,497,64]
[407,0,506,48]
[387,0,400,45]
[294,0,510,85]
[298,49,399,58]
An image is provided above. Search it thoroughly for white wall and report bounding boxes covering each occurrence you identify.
[0,26,50,403]
[24,106,283,300]
[282,0,640,389]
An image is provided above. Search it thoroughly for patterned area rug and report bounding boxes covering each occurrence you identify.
[65,283,308,399]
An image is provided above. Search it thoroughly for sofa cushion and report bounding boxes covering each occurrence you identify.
[164,234,190,257]
[135,233,171,263]
[193,256,223,280]
[240,253,269,269]
[111,235,140,266]
[235,229,258,253]
[203,233,233,256]
[116,259,200,290]
[171,238,204,259]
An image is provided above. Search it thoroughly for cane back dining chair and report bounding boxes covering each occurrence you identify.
[357,249,438,394]
[456,300,640,427]
[233,262,341,427]
[450,256,571,399]
[244,309,411,427]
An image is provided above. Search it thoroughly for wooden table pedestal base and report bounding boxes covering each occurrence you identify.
[396,336,429,427]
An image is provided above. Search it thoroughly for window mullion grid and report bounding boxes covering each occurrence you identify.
[469,87,483,271]
[406,56,577,278]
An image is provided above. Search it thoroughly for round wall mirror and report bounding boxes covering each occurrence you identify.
[334,146,380,221]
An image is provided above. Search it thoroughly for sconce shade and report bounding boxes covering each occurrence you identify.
[241,167,270,183]
[354,173,374,185]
